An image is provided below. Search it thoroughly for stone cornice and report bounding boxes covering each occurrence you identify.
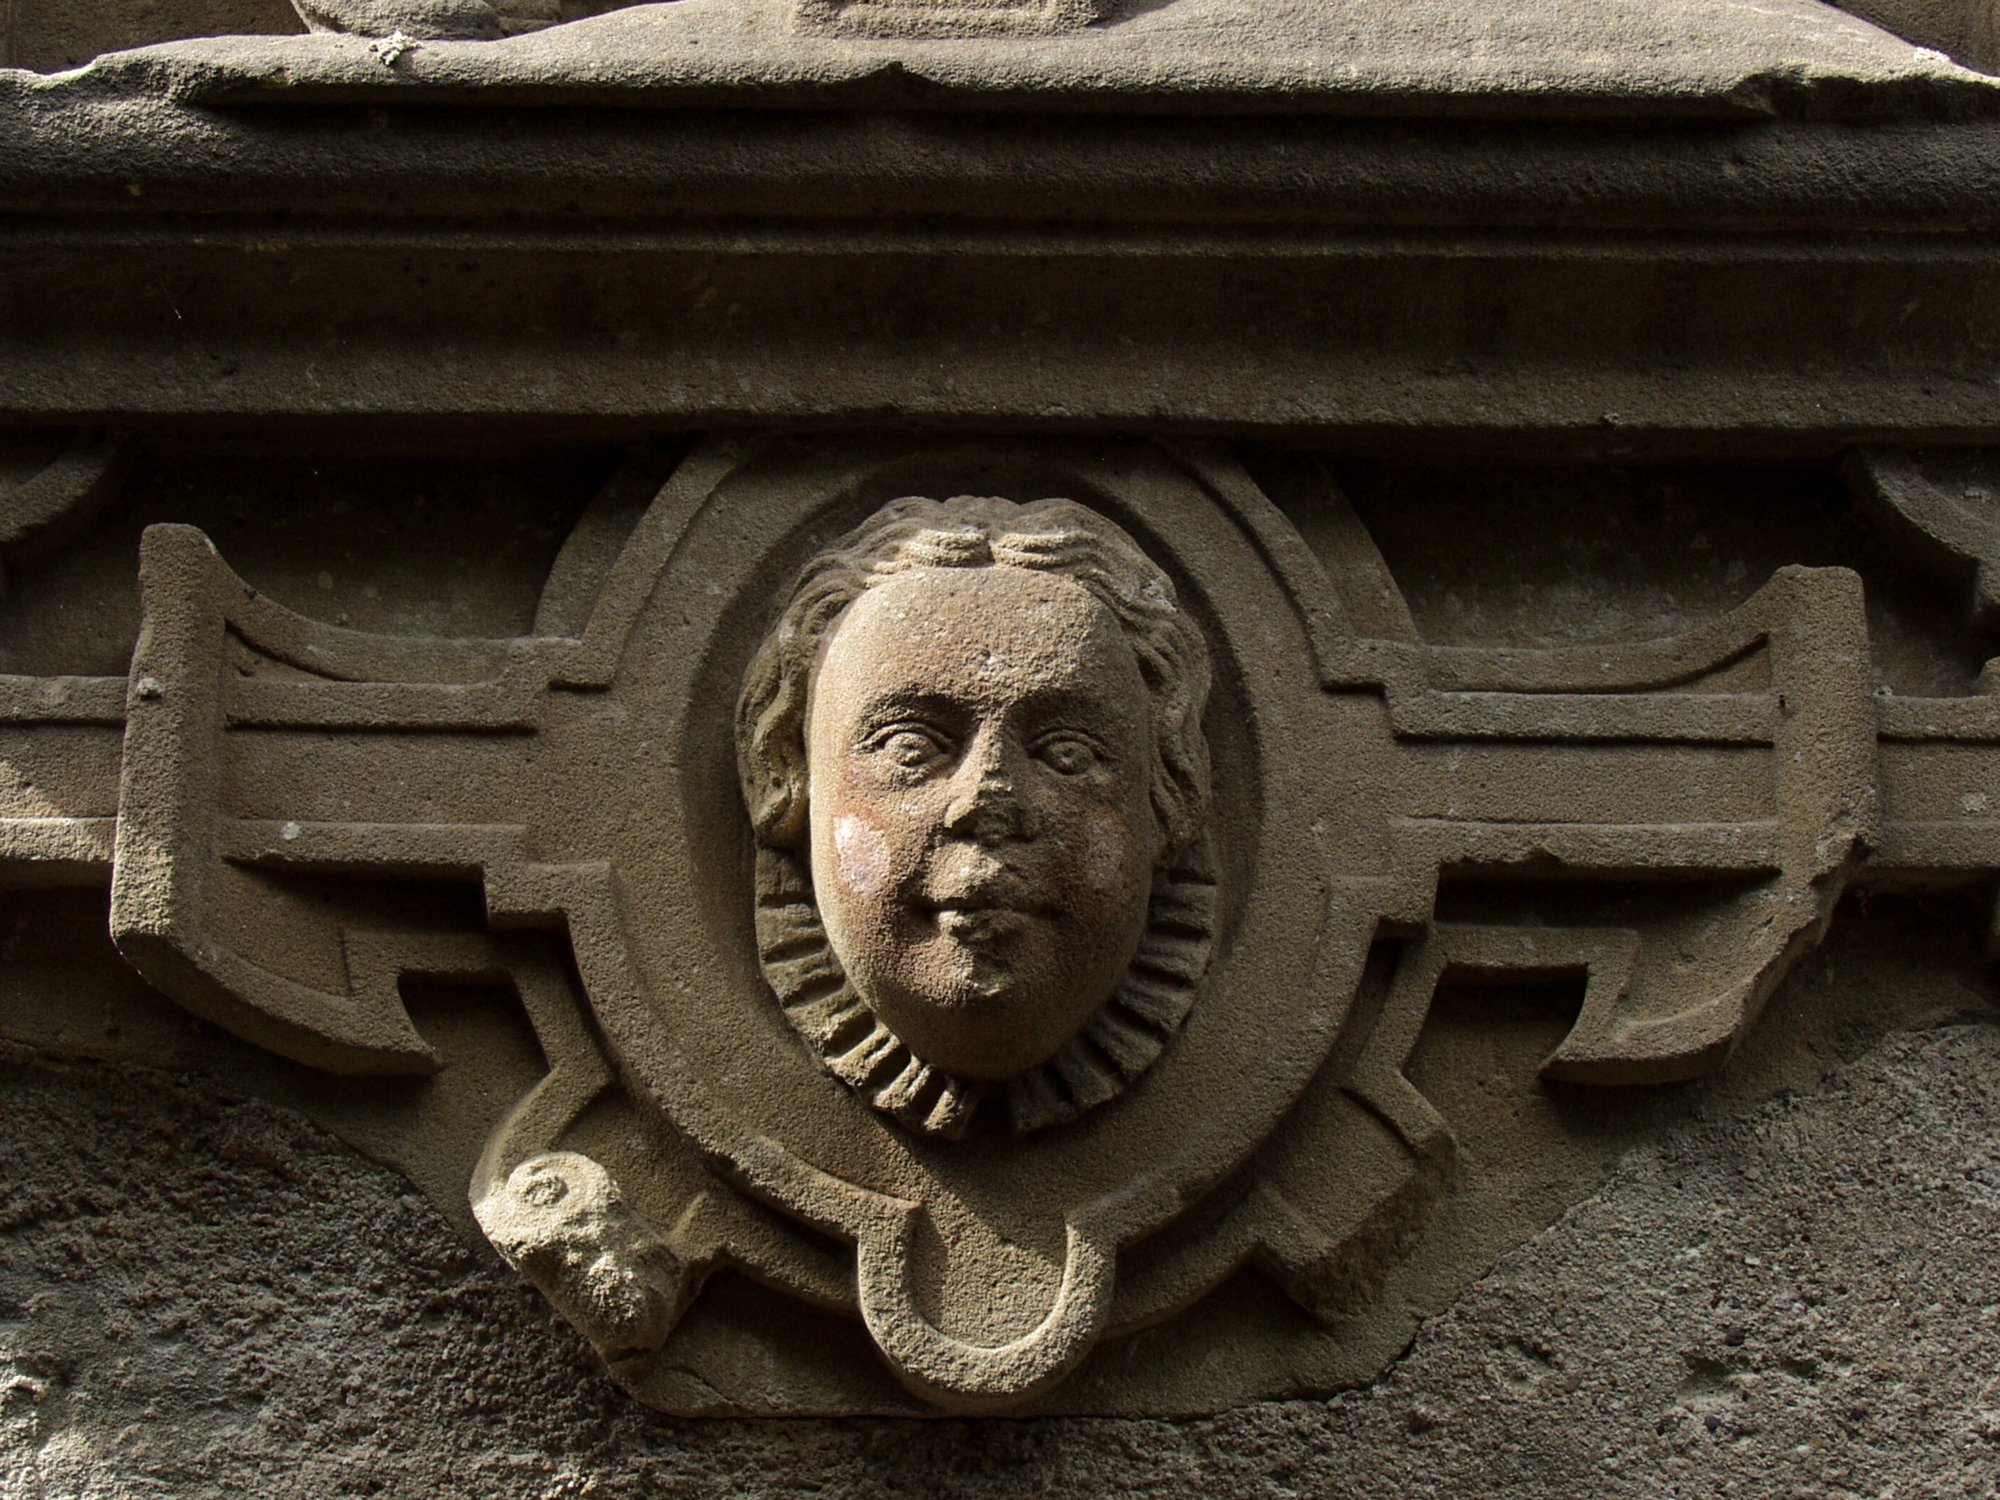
[8,0,1998,119]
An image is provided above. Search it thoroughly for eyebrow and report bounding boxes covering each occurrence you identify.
[860,693,1138,758]
[1008,686,1133,723]
[850,691,974,731]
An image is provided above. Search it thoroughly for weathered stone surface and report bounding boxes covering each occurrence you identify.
[0,2,300,73]
[3,0,1998,1457]
[739,496,1213,1123]
[0,437,1995,1419]
[288,0,507,41]
[4,1012,1995,1492]
[1838,0,2000,72]
[0,430,1941,1413]
[9,0,1998,112]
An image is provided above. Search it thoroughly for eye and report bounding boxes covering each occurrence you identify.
[867,724,951,770]
[1034,733,1101,776]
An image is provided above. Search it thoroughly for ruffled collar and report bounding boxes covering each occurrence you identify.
[753,847,1216,1138]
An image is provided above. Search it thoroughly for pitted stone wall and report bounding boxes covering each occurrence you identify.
[6,0,2000,1478]
[4,908,1998,1494]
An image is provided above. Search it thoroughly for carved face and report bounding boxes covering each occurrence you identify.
[804,565,1159,1080]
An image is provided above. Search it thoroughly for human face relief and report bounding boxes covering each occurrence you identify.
[804,564,1159,1082]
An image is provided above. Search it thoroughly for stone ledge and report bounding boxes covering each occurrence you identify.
[6,0,1997,120]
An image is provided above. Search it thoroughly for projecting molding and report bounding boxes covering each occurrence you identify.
[6,0,1998,114]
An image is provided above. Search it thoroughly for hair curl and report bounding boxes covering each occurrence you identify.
[736,496,1211,861]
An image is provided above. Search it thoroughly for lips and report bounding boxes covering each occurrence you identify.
[905,836,1058,954]
[930,904,1033,945]
[915,859,1046,945]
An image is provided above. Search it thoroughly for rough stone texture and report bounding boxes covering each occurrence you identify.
[0,0,301,72]
[3,439,1997,1423]
[739,495,1211,1120]
[5,1013,1997,1494]
[3,0,1999,1462]
[1837,0,2000,72]
[11,0,1999,113]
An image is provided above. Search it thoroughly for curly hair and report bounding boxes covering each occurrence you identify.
[736,495,1211,862]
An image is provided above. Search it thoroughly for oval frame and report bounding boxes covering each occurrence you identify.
[528,435,1397,1405]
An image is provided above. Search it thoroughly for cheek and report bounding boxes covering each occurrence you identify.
[1075,804,1149,896]
[831,813,892,899]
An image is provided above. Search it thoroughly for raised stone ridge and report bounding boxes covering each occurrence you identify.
[5,0,1997,118]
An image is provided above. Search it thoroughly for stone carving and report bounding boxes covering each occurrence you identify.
[0,434,124,599]
[737,497,1214,1135]
[289,0,560,38]
[286,0,1109,43]
[792,0,1112,38]
[282,0,1112,44]
[3,434,1999,1414]
[1851,449,2000,631]
[475,1152,693,1371]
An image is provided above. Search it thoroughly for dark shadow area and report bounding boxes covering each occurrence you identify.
[1830,0,1999,75]
[1,0,658,74]
[0,441,627,678]
[1282,456,1994,697]
[4,1,305,73]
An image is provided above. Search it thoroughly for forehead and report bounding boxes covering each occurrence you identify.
[816,565,1137,707]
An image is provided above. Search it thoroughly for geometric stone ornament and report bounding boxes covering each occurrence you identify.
[10,434,2000,1413]
[793,0,1111,39]
[1849,448,2000,633]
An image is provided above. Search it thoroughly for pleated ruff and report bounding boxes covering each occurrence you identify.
[753,847,1217,1139]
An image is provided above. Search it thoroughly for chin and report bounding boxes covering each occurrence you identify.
[906,962,1019,1011]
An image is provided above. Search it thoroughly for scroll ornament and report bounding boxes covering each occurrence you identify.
[5,436,1996,1413]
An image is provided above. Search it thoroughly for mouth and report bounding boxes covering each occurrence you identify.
[911,849,1050,946]
[920,898,1038,945]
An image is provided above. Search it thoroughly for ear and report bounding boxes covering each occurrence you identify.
[737,630,816,849]
[748,738,810,850]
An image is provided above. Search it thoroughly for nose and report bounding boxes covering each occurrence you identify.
[942,729,1030,845]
